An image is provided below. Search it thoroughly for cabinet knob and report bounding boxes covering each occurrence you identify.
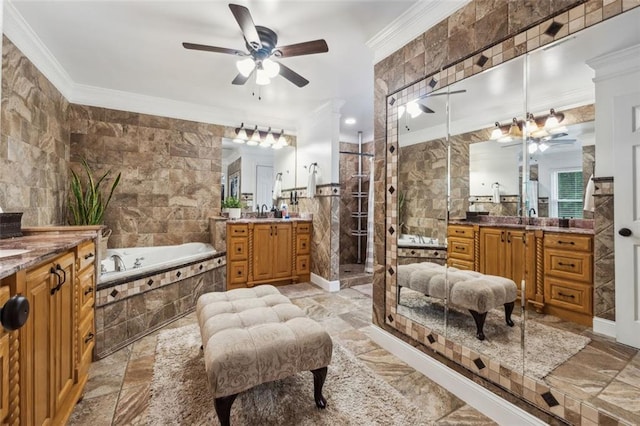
[84,252,95,260]
[618,228,632,237]
[1,295,30,331]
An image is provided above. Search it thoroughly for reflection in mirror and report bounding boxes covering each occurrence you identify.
[388,6,640,422]
[395,86,450,339]
[221,139,296,212]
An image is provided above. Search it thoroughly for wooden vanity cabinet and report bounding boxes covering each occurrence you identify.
[22,251,76,425]
[447,225,475,270]
[0,287,11,421]
[252,223,293,281]
[543,232,593,326]
[479,227,526,287]
[226,220,312,289]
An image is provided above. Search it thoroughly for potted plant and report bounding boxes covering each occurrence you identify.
[222,196,243,220]
[68,159,121,258]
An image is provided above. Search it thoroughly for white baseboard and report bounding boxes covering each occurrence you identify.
[593,317,616,339]
[310,273,340,292]
[367,325,547,426]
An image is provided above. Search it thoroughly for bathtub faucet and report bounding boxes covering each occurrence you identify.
[111,254,126,272]
[133,257,144,268]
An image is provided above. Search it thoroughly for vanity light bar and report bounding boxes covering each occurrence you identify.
[233,124,289,149]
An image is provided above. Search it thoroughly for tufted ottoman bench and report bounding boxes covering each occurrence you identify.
[196,285,333,426]
[398,262,517,340]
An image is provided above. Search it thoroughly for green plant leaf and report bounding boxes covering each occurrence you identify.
[67,158,121,226]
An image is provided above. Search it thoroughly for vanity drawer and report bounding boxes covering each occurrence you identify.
[448,258,474,271]
[448,237,474,261]
[77,240,96,272]
[544,233,592,252]
[296,234,310,254]
[544,278,592,315]
[228,224,248,236]
[296,255,310,274]
[296,222,312,234]
[78,266,95,319]
[544,249,592,283]
[228,238,248,261]
[448,225,474,239]
[228,261,248,287]
[77,311,95,380]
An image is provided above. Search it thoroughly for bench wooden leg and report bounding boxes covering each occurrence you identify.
[504,302,515,327]
[214,393,237,426]
[468,310,487,340]
[311,366,328,409]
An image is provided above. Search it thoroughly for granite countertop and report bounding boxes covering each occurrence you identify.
[228,217,313,223]
[0,232,96,280]
[448,219,595,235]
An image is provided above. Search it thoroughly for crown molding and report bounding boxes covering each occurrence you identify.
[3,0,75,98]
[366,0,470,64]
[3,0,299,132]
[586,44,640,82]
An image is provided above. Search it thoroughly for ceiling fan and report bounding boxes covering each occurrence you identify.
[182,4,328,87]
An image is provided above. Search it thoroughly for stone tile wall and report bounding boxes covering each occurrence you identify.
[339,141,373,265]
[374,0,636,424]
[593,177,614,320]
[0,36,70,226]
[69,104,225,248]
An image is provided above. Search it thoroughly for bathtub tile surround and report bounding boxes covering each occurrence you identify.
[69,104,225,249]
[94,253,225,358]
[0,36,70,226]
[374,0,637,424]
[593,177,615,320]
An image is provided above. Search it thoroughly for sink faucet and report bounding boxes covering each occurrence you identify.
[528,208,537,217]
[260,204,269,217]
[111,254,126,272]
[133,257,144,268]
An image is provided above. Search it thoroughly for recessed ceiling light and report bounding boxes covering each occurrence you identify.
[345,118,356,125]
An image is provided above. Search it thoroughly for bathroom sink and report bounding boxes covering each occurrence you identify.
[0,249,31,259]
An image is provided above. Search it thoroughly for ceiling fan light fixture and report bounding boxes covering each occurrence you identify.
[256,68,271,85]
[236,57,255,77]
[528,142,538,154]
[262,58,280,78]
[538,142,549,152]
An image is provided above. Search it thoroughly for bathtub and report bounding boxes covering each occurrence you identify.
[99,242,216,286]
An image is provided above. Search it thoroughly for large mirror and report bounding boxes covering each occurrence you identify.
[389,7,640,422]
[222,139,296,212]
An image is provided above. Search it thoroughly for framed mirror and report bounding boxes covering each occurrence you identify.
[385,6,640,423]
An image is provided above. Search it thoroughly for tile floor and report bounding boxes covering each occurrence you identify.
[69,282,496,425]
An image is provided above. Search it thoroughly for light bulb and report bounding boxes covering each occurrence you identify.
[262,58,280,78]
[528,142,538,154]
[406,101,421,118]
[490,122,502,140]
[236,58,255,77]
[256,69,270,85]
[249,126,261,145]
[232,137,245,144]
[246,139,259,146]
[277,131,288,146]
[538,142,549,152]
[265,129,275,145]
[272,141,283,150]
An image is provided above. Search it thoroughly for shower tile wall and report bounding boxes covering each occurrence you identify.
[69,104,225,248]
[339,141,373,265]
[0,36,70,226]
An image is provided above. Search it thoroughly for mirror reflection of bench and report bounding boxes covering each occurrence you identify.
[397,262,517,340]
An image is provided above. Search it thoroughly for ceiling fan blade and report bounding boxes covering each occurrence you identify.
[231,68,255,85]
[278,63,309,87]
[418,104,435,114]
[229,4,261,51]
[275,39,329,58]
[182,42,246,56]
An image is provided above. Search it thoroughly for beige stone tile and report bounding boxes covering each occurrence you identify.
[84,346,131,399]
[112,384,151,425]
[357,348,415,380]
[68,391,119,426]
[335,328,381,355]
[121,354,155,390]
[597,379,640,416]
[435,404,498,425]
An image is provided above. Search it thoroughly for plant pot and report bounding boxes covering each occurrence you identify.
[227,208,242,220]
[99,228,112,261]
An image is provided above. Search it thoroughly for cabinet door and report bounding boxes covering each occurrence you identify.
[479,228,505,276]
[0,287,9,422]
[51,252,75,412]
[272,223,292,279]
[23,261,55,425]
[252,224,274,281]
[506,230,526,287]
